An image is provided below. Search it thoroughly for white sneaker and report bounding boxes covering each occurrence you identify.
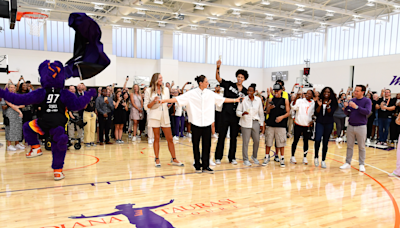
[260,133,265,139]
[15,144,25,150]
[321,161,326,168]
[243,160,252,166]
[26,147,43,158]
[212,134,218,139]
[359,165,365,172]
[132,136,136,142]
[8,145,16,151]
[209,159,216,166]
[314,158,319,167]
[303,157,308,165]
[262,155,270,166]
[290,156,297,164]
[230,159,238,165]
[251,156,260,165]
[173,136,179,141]
[187,133,192,138]
[366,138,371,144]
[215,159,221,165]
[340,163,351,169]
[17,143,25,148]
[120,140,124,143]
[148,138,153,144]
[280,159,285,167]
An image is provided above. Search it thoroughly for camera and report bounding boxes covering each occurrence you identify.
[188,82,192,84]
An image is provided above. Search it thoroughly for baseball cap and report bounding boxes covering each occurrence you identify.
[273,83,283,91]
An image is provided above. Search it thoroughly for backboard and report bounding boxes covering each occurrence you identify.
[133,76,150,88]
[0,0,17,29]
[0,55,9,74]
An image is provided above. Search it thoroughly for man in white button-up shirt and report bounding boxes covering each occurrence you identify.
[161,75,242,174]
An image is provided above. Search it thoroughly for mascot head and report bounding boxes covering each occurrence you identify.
[39,60,65,89]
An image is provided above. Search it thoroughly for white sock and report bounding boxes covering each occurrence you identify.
[281,156,284,160]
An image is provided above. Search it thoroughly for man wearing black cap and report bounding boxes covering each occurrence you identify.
[214,60,248,165]
[263,83,290,167]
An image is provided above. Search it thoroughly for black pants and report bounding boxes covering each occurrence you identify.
[192,124,211,169]
[333,116,345,137]
[367,115,374,139]
[215,111,221,133]
[291,124,310,157]
[390,117,400,141]
[98,113,111,143]
[215,115,240,161]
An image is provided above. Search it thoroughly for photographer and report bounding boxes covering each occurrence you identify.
[96,87,114,145]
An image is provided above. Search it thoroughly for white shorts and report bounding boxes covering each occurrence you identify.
[148,113,171,128]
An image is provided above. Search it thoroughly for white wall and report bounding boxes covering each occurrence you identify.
[264,54,400,94]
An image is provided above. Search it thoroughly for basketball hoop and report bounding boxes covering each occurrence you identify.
[17,12,48,37]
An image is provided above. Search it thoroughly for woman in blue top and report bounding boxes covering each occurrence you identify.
[314,87,338,168]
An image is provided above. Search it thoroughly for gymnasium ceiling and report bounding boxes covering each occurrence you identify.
[16,0,400,40]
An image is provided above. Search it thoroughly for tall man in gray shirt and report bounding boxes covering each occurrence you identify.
[96,88,114,145]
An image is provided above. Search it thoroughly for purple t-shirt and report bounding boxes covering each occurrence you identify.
[344,97,372,126]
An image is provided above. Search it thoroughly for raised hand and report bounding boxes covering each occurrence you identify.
[317,99,322,106]
[327,99,332,106]
[349,101,357,109]
[344,101,349,107]
[216,60,222,68]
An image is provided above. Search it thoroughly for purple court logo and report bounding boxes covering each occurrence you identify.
[69,200,175,228]
[390,76,400,85]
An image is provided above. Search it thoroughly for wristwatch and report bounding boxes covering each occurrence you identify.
[355,105,359,109]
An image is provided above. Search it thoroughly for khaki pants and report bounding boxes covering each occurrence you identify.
[83,111,96,143]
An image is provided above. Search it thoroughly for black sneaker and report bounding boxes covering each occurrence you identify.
[195,168,202,173]
[202,167,214,174]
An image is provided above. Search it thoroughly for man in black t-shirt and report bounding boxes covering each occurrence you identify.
[376,89,396,146]
[214,60,248,165]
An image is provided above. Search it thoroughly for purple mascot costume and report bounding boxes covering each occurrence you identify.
[0,13,110,181]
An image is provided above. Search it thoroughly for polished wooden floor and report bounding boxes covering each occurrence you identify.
[1,132,400,228]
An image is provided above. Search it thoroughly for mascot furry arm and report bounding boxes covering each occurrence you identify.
[60,88,96,111]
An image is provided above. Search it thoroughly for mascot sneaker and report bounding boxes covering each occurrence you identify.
[54,169,65,181]
[26,145,43,158]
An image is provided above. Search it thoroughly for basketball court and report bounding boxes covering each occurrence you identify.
[0,134,398,228]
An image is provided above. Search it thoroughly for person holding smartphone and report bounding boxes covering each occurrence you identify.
[375,89,396,146]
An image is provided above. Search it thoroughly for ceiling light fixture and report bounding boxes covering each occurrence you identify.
[123,18,131,23]
[158,21,166,27]
[154,0,163,4]
[241,22,248,27]
[209,18,217,23]
[137,9,146,15]
[220,29,227,34]
[203,34,210,38]
[325,10,334,17]
[194,4,205,10]
[45,0,55,4]
[190,25,197,30]
[232,9,241,15]
[294,19,302,25]
[366,0,375,7]
[353,15,361,21]
[261,0,270,5]
[93,4,104,10]
[265,14,273,20]
[296,4,305,11]
[394,6,400,12]
[245,32,253,36]
[174,31,182,35]
[320,23,327,28]
[268,26,275,31]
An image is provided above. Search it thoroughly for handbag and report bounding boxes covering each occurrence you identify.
[3,115,9,126]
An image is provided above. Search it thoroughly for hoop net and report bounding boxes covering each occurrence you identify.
[22,13,48,37]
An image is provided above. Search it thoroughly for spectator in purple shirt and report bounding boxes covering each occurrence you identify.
[339,85,372,172]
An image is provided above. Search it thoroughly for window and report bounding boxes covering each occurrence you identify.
[46,20,75,53]
[112,27,135,58]
[136,29,161,59]
[173,33,205,63]
[0,18,44,51]
[207,36,263,68]
[264,32,324,68]
[327,14,400,61]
